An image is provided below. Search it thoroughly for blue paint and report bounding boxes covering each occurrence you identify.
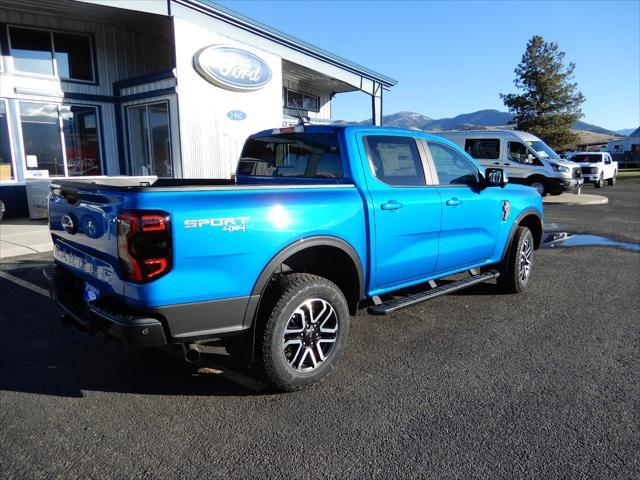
[194,45,272,91]
[48,125,543,308]
[227,110,247,121]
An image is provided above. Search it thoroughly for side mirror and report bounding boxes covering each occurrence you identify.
[526,153,535,164]
[484,168,508,188]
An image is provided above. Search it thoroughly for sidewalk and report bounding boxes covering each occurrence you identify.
[0,218,53,260]
[543,192,608,206]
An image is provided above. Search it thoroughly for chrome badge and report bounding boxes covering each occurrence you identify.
[502,201,511,222]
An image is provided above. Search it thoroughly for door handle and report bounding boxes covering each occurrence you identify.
[503,163,511,166]
[381,200,403,211]
[446,197,463,207]
[493,162,501,165]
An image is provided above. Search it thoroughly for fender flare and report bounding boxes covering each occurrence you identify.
[241,236,365,329]
[500,209,543,262]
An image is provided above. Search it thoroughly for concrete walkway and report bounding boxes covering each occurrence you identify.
[543,192,608,206]
[0,219,53,260]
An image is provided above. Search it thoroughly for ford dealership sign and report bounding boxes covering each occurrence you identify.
[194,45,272,91]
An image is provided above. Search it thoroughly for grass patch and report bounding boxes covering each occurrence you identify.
[618,168,640,178]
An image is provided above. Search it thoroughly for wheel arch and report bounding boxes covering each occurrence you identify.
[249,236,365,320]
[501,209,544,262]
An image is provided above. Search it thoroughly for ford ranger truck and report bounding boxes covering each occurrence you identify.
[44,125,543,392]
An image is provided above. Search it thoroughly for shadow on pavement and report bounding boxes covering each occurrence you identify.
[0,277,263,399]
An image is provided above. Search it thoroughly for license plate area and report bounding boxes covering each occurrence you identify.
[83,282,101,303]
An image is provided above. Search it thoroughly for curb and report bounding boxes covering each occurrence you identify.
[543,193,608,206]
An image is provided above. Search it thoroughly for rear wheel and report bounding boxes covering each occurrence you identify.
[608,173,616,186]
[259,273,350,392]
[498,226,534,294]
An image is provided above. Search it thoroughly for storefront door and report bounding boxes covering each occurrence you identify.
[127,101,173,177]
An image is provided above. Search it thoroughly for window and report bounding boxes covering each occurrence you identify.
[284,88,320,112]
[9,27,94,81]
[464,138,500,159]
[508,141,534,163]
[19,101,102,177]
[0,101,14,181]
[128,102,173,178]
[364,136,425,186]
[427,141,478,186]
[239,133,343,178]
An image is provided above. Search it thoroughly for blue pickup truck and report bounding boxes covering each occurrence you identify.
[45,125,543,391]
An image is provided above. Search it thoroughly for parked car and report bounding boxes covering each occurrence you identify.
[436,130,583,196]
[569,152,618,188]
[44,125,543,391]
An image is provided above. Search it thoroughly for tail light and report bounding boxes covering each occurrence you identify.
[117,211,172,283]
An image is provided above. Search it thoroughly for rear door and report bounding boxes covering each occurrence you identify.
[49,182,124,295]
[358,134,441,291]
[424,140,502,273]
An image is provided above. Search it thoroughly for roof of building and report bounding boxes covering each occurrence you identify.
[191,0,398,87]
[628,127,640,137]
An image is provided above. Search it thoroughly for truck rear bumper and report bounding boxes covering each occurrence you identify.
[43,263,255,346]
[44,264,167,347]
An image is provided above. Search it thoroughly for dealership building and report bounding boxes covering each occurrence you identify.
[0,0,396,217]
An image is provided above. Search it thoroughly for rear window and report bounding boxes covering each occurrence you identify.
[238,133,343,178]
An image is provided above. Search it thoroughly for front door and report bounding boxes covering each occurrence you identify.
[359,134,441,291]
[425,140,501,273]
[127,101,173,177]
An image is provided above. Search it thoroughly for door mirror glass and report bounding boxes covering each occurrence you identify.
[525,153,535,164]
[484,168,508,188]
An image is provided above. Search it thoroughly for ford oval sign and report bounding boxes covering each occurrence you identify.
[227,110,247,121]
[194,45,272,91]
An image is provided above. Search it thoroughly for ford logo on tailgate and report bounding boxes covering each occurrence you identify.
[194,45,272,91]
[61,214,77,234]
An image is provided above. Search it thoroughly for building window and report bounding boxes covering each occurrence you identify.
[0,101,14,181]
[127,101,173,178]
[8,26,95,82]
[19,101,102,177]
[284,88,320,112]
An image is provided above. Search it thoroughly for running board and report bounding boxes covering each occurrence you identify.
[368,270,500,315]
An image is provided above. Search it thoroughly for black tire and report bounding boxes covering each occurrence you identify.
[608,174,616,186]
[259,273,350,392]
[0,199,4,222]
[527,178,547,196]
[498,226,534,294]
[595,175,603,188]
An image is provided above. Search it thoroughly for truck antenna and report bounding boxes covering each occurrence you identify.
[291,99,307,126]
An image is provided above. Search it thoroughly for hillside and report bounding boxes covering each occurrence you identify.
[352,109,621,138]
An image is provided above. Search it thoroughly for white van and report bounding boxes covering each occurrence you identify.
[435,130,583,196]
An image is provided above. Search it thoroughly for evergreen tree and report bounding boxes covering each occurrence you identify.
[501,36,585,149]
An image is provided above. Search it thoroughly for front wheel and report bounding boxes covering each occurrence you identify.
[259,273,350,392]
[595,175,603,188]
[498,226,534,294]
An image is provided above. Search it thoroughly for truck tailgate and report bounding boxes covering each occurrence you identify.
[49,183,124,296]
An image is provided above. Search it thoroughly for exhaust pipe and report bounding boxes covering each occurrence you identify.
[182,343,201,364]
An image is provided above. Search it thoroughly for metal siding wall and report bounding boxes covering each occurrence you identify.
[172,5,283,179]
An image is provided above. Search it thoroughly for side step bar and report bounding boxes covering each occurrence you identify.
[368,270,500,316]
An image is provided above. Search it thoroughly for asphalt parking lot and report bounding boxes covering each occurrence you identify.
[1,180,639,479]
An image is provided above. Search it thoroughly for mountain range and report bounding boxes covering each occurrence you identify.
[347,109,625,137]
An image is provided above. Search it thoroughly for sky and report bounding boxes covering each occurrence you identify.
[218,0,640,131]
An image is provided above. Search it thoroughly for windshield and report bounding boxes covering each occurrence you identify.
[238,133,343,179]
[570,154,601,163]
[525,140,560,160]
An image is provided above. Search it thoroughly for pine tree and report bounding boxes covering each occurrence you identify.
[501,36,585,149]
